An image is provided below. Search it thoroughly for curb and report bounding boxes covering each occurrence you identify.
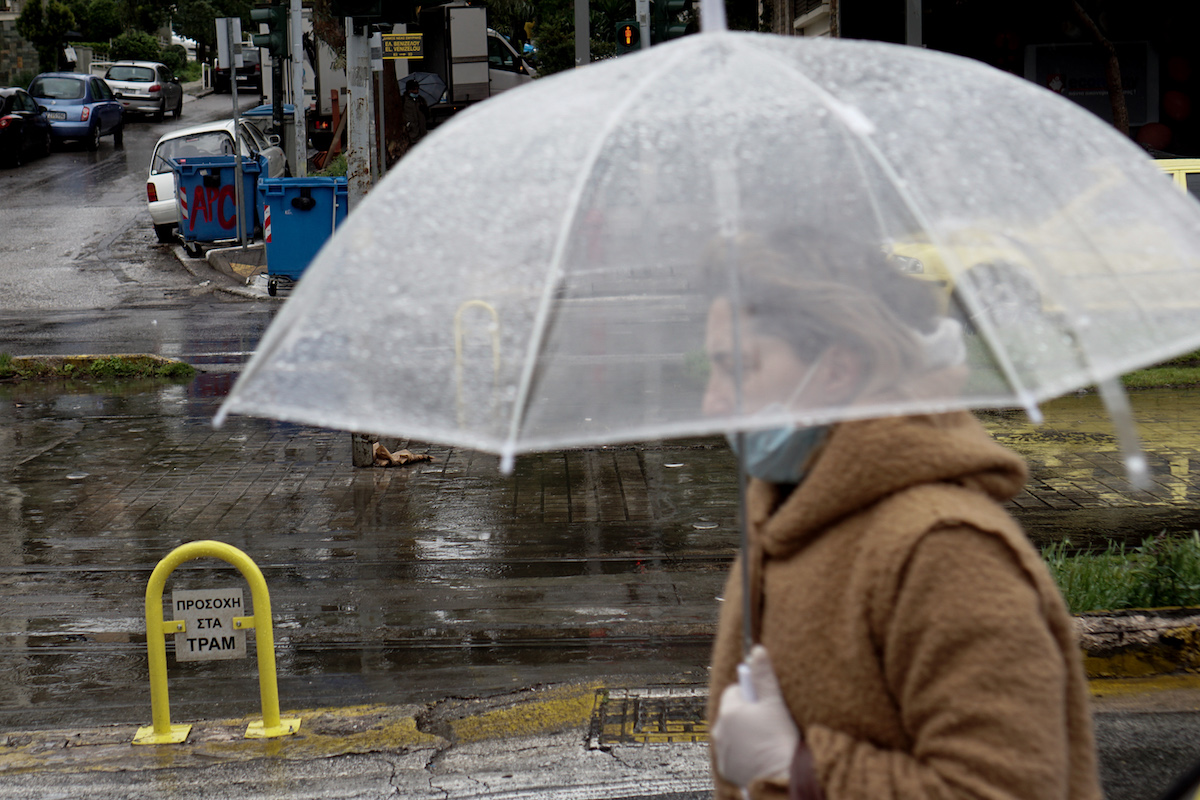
[1080,609,1200,679]
[172,244,281,302]
[0,683,602,776]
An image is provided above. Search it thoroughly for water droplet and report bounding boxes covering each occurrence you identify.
[693,521,718,530]
[665,463,684,468]
[66,472,89,480]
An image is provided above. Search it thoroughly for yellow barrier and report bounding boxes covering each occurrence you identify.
[133,540,301,744]
[454,299,501,429]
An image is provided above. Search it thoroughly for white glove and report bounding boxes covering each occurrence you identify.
[712,645,801,788]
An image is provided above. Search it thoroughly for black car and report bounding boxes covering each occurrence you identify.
[212,47,263,94]
[0,86,53,167]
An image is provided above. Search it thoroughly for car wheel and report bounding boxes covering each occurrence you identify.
[41,130,52,158]
[154,100,165,123]
[172,96,182,119]
[85,124,101,151]
[154,223,176,243]
[113,123,124,148]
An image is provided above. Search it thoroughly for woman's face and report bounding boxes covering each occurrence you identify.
[702,297,822,417]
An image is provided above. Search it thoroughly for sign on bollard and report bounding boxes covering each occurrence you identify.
[172,588,247,661]
[134,540,300,744]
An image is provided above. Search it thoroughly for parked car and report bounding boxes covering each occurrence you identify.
[27,72,122,151]
[146,117,288,243]
[103,60,183,122]
[212,46,263,94]
[0,86,53,167]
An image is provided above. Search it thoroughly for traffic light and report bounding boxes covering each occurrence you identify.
[250,3,288,57]
[328,1,419,24]
[327,0,381,20]
[651,0,697,43]
[615,20,640,55]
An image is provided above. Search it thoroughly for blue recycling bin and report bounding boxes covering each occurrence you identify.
[173,155,264,254]
[257,177,349,295]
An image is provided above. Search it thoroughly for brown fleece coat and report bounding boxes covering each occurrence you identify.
[708,412,1101,800]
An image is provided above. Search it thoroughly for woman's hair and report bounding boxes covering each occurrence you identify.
[704,228,944,399]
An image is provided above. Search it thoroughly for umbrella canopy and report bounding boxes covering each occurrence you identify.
[398,71,447,107]
[218,31,1200,478]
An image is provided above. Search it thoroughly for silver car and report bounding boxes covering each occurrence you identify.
[104,60,183,121]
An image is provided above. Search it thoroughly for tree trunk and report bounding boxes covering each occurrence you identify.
[1072,0,1129,135]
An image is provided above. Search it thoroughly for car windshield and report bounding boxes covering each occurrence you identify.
[152,132,237,174]
[29,77,84,100]
[106,66,155,82]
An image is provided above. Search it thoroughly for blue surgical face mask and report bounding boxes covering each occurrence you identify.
[727,421,830,484]
[724,349,830,484]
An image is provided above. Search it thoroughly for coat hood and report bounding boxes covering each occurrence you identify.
[751,411,1027,560]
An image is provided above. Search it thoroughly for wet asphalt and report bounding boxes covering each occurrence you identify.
[4,373,1200,797]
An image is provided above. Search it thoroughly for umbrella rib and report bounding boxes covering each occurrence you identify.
[765,50,1044,422]
[498,45,697,473]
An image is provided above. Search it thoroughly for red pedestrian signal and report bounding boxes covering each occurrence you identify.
[615,20,641,54]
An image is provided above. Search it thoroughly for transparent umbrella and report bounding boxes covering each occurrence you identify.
[217,13,1200,488]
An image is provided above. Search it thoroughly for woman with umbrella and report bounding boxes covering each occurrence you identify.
[704,231,1101,800]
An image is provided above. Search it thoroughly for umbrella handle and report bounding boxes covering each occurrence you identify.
[737,662,757,703]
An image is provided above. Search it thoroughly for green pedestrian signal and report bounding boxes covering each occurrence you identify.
[615,20,641,55]
[651,0,697,43]
[250,3,288,57]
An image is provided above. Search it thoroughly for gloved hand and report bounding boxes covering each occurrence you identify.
[711,644,801,788]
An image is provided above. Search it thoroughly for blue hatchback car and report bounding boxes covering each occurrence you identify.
[27,72,123,151]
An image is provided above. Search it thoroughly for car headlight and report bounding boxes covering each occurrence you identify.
[890,254,925,275]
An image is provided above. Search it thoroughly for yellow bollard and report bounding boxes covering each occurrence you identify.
[133,540,301,744]
[454,299,501,430]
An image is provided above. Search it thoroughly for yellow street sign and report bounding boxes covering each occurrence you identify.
[383,33,424,59]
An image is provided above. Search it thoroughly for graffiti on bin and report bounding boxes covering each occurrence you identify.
[178,181,245,233]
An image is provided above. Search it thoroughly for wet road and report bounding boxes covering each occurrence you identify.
[0,382,726,730]
[0,90,267,315]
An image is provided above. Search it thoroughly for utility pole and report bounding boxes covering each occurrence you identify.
[574,0,588,67]
[637,0,650,50]
[345,18,373,207]
[290,0,305,176]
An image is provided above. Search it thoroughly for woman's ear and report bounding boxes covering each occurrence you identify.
[819,346,864,402]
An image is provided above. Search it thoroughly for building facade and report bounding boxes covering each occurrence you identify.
[764,0,1200,157]
[0,0,40,86]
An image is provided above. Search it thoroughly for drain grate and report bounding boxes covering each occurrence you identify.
[589,687,709,747]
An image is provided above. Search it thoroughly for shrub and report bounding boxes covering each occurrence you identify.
[314,153,346,177]
[110,30,161,62]
[159,43,188,75]
[1043,533,1200,613]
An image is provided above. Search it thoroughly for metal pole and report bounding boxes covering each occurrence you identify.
[906,0,922,46]
[226,22,247,250]
[345,19,372,208]
[574,0,588,67]
[636,0,650,49]
[290,0,306,176]
[371,30,385,182]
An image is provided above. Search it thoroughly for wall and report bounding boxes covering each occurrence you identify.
[0,13,39,86]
